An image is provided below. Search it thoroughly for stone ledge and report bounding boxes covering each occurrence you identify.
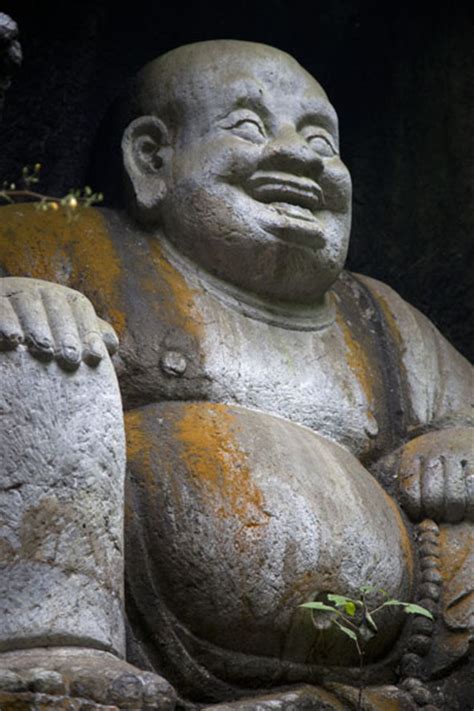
[200,685,344,711]
[0,691,119,711]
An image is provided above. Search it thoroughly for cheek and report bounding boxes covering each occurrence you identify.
[320,160,352,212]
[173,138,262,186]
[163,174,247,241]
[216,140,262,181]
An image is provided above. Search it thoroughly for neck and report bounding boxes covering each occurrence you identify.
[158,233,336,332]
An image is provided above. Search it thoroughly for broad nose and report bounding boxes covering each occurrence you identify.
[260,125,324,177]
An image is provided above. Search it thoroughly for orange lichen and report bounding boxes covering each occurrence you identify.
[383,491,415,584]
[399,436,424,460]
[125,409,155,469]
[0,204,126,335]
[174,403,267,525]
[335,311,375,407]
[124,408,166,497]
[124,408,159,529]
[146,239,202,340]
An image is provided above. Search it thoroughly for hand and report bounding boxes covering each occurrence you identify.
[0,277,118,370]
[398,428,473,523]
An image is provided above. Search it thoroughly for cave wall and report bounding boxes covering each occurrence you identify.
[1,0,472,359]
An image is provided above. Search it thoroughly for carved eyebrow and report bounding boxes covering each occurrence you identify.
[214,82,340,141]
[298,109,339,142]
[217,94,270,123]
[214,77,271,121]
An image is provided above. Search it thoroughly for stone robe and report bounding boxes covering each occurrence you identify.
[0,204,471,701]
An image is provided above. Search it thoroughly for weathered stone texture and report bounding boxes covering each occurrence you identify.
[0,349,126,655]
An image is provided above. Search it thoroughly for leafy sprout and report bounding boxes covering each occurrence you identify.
[0,164,103,221]
[300,588,433,710]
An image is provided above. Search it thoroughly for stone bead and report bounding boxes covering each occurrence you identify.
[411,617,435,635]
[400,676,422,691]
[419,582,440,601]
[418,520,439,534]
[422,569,442,584]
[418,598,438,616]
[419,532,439,546]
[419,543,440,558]
[408,634,432,655]
[409,684,433,705]
[420,555,440,570]
[400,653,422,677]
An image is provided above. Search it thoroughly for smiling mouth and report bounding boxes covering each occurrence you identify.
[246,171,325,220]
[246,171,326,247]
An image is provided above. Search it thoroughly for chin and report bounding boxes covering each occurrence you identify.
[163,202,349,304]
[257,225,348,304]
[270,250,343,303]
[212,232,345,305]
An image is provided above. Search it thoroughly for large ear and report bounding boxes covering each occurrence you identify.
[121,115,171,221]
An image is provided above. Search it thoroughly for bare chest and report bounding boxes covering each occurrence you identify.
[194,293,380,458]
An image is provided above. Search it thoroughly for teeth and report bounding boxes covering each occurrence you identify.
[248,174,324,211]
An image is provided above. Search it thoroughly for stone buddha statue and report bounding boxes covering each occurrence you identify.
[0,41,472,710]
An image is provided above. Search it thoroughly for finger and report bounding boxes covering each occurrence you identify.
[421,456,445,520]
[0,295,23,350]
[41,287,81,370]
[464,459,474,522]
[83,332,106,367]
[399,455,422,520]
[10,289,54,362]
[443,456,466,523]
[69,294,106,367]
[98,317,119,356]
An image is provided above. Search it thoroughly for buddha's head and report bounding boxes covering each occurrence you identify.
[122,40,352,304]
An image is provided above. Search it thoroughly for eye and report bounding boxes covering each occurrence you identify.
[301,128,337,157]
[220,111,266,144]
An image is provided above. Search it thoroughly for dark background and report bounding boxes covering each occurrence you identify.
[1,0,473,360]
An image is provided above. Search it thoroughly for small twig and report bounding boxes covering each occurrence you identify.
[0,189,59,202]
[0,165,104,215]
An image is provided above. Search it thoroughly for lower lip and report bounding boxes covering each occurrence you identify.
[265,203,326,248]
[271,202,317,222]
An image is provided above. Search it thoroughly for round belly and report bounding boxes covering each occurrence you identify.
[125,401,413,666]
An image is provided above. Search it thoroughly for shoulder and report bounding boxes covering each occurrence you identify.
[347,272,473,428]
[351,272,437,343]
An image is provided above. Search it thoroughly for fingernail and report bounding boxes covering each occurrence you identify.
[28,335,54,361]
[102,330,119,355]
[84,341,104,367]
[58,340,81,370]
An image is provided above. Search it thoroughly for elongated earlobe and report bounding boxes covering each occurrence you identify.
[122,115,172,221]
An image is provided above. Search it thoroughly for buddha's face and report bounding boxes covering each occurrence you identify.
[133,46,352,303]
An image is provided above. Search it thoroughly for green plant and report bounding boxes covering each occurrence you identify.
[300,586,433,710]
[0,163,103,221]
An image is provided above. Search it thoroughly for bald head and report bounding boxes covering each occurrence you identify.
[121,39,351,305]
[129,40,336,138]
